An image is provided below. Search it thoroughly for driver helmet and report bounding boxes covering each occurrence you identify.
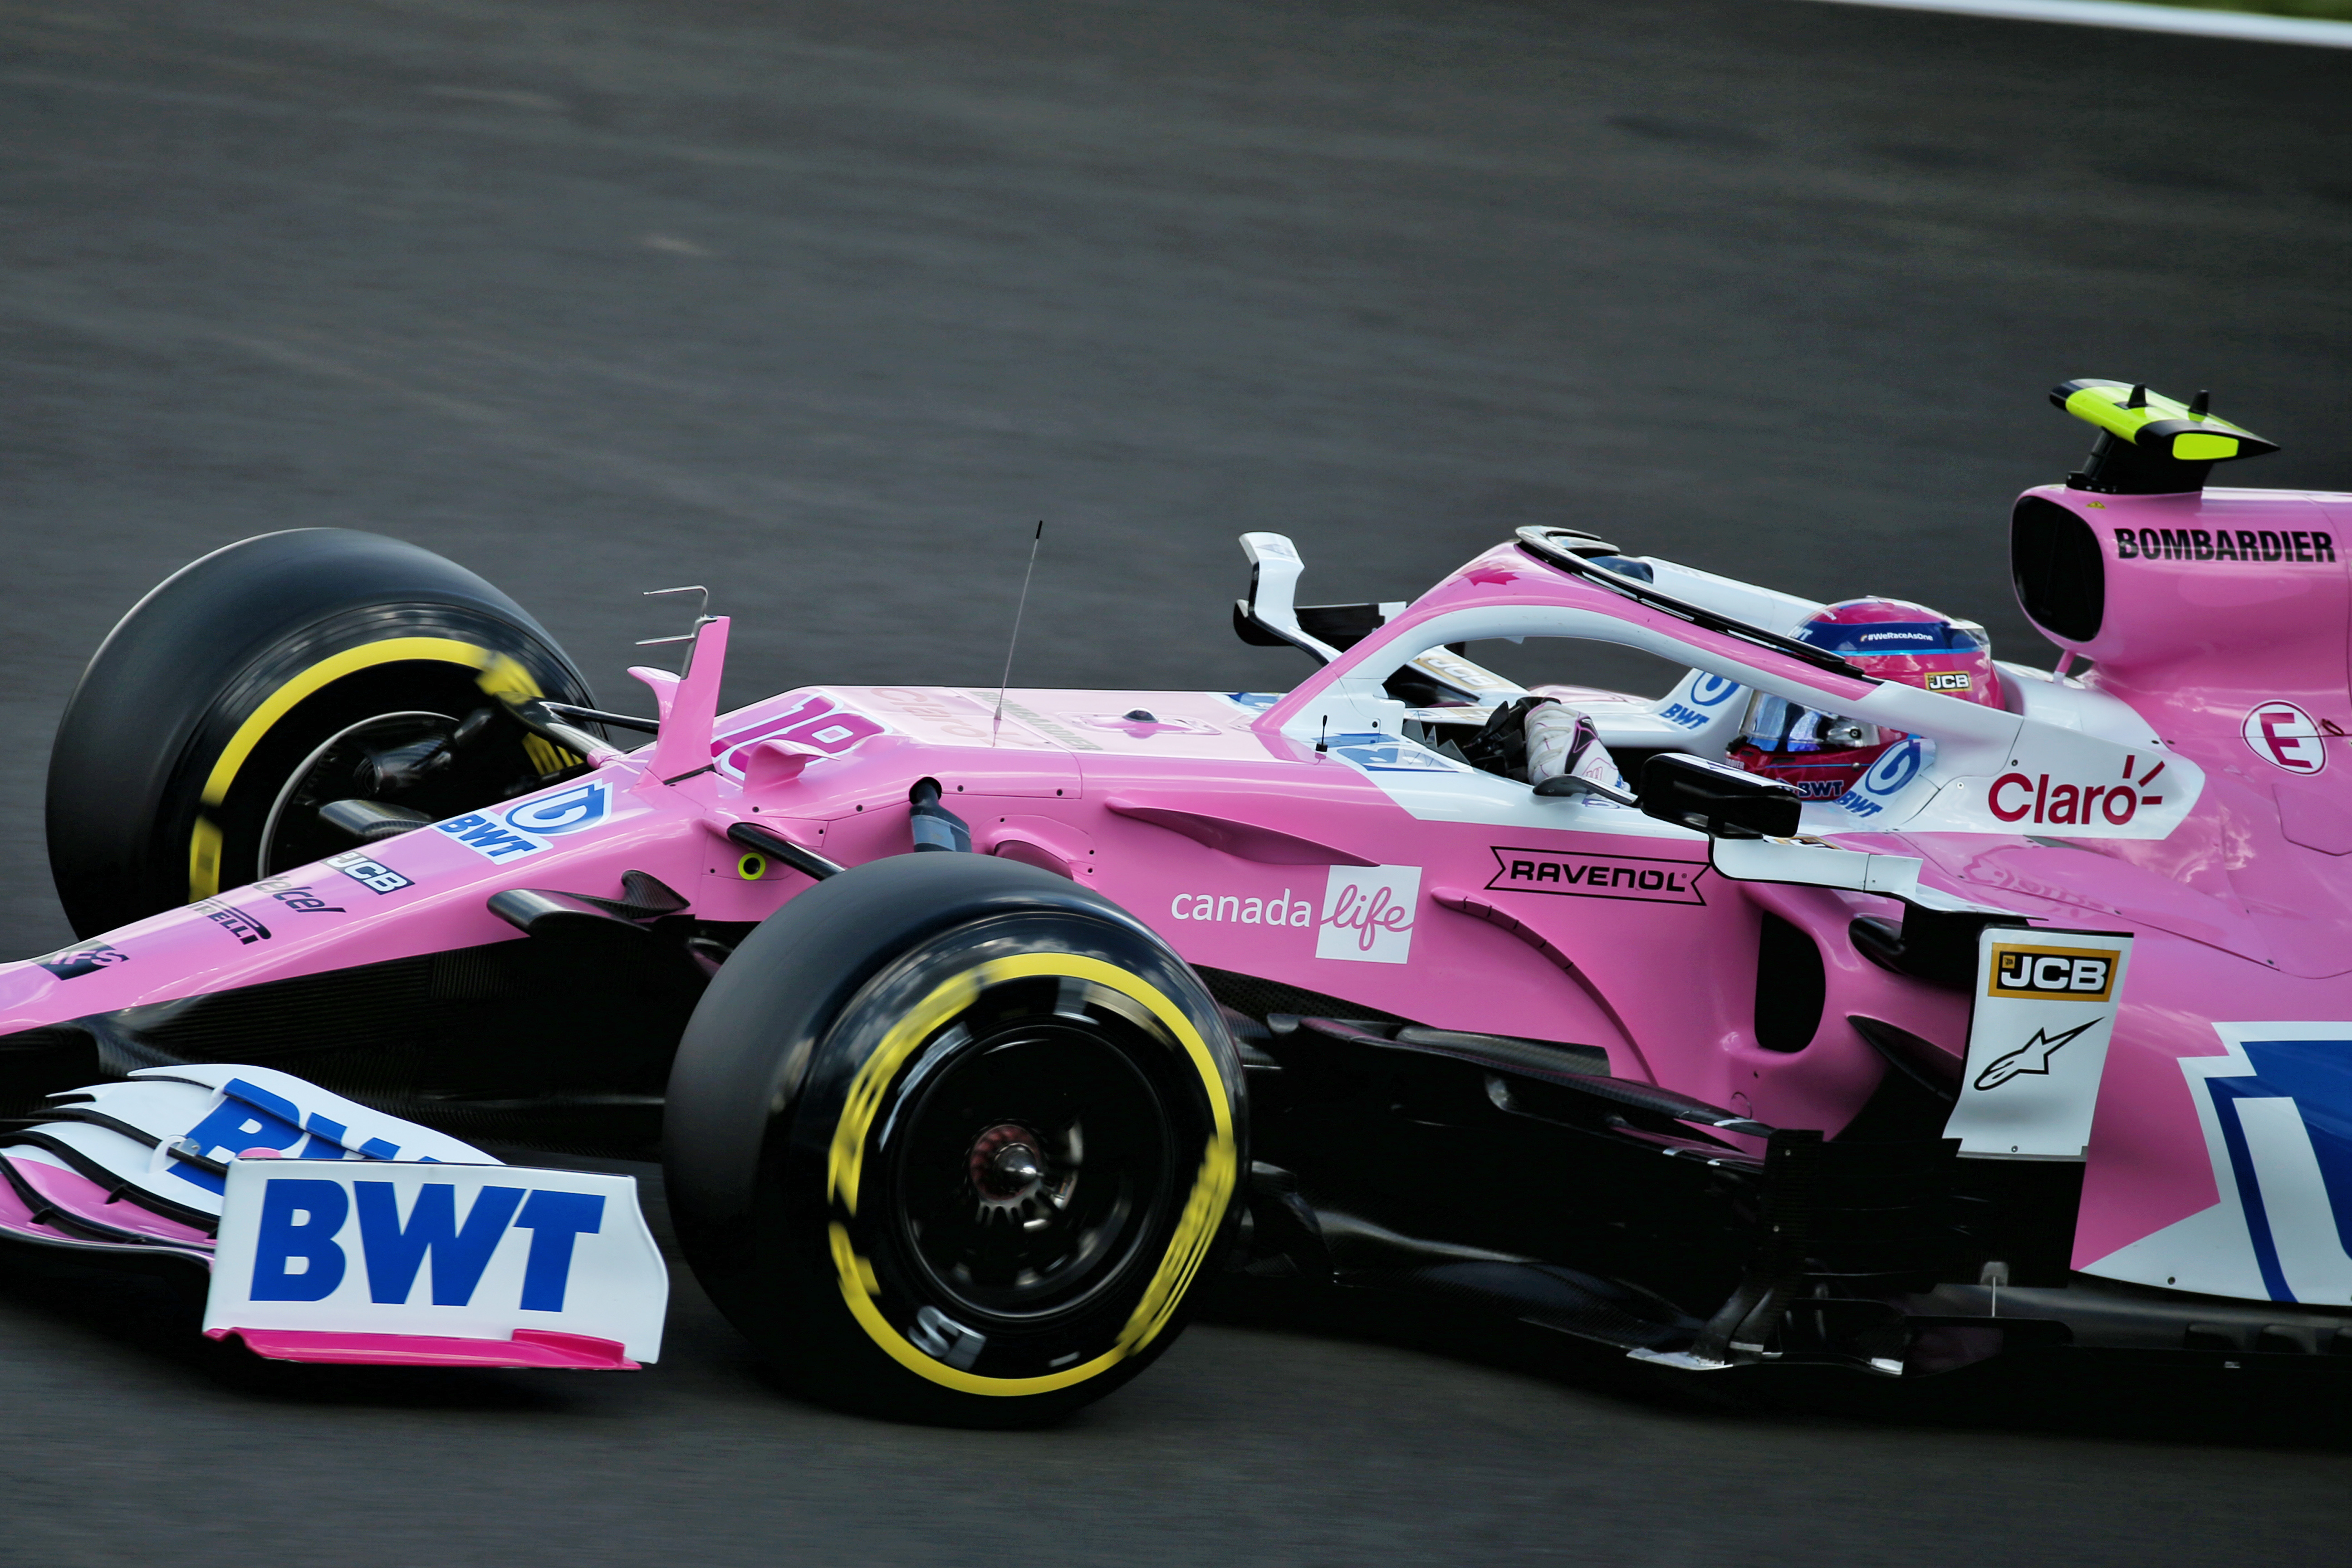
[1729,598,2002,801]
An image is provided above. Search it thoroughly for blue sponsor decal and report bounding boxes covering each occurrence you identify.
[1833,737,1930,818]
[2199,1039,2352,1303]
[1688,673,1742,708]
[35,941,127,980]
[324,848,411,893]
[249,1176,605,1310]
[173,1078,434,1194]
[1660,702,1710,730]
[503,780,610,837]
[1860,737,1927,795]
[1328,733,1461,773]
[1798,620,1985,654]
[436,812,550,862]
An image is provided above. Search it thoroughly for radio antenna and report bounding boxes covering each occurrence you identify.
[992,521,1045,746]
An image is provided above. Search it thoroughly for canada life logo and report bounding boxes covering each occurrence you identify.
[1316,865,1421,964]
[2243,701,2328,775]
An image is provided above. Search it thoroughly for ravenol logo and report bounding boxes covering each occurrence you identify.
[504,781,610,837]
[248,1176,605,1313]
[1985,944,2119,1002]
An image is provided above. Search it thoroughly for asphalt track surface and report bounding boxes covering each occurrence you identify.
[4,1,2351,1562]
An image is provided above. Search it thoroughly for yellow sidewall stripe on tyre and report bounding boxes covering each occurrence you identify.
[186,636,503,901]
[826,952,1239,1397]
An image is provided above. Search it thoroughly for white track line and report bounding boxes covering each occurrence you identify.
[1797,0,2352,48]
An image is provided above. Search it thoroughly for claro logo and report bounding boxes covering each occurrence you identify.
[1989,758,2166,827]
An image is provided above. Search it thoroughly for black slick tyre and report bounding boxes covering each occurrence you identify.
[45,529,594,937]
[664,853,1246,1426]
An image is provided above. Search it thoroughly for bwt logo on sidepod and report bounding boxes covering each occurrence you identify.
[1833,737,1931,819]
[1688,673,1742,707]
[1660,673,1743,730]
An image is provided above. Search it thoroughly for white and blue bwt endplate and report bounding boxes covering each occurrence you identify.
[205,1158,668,1362]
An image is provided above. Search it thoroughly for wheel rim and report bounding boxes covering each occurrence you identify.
[258,708,489,876]
[892,1013,1173,1323]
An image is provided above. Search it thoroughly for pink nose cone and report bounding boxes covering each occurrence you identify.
[239,1147,286,1160]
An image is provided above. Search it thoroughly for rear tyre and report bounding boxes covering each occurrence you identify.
[665,853,1245,1426]
[45,529,594,937]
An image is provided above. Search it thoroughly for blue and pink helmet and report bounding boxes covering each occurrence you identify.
[1729,598,2003,800]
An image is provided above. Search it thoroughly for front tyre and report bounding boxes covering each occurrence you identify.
[665,855,1245,1426]
[45,529,594,937]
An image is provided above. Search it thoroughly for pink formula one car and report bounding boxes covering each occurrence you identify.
[4,380,2347,1421]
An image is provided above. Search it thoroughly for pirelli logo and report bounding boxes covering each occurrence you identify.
[1985,943,2120,1002]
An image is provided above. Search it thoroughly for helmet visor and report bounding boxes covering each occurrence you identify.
[1740,692,1882,755]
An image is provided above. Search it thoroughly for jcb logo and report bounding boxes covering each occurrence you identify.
[1987,944,2118,1002]
[1926,671,1972,692]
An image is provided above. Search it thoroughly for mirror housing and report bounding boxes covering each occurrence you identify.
[1637,752,1803,838]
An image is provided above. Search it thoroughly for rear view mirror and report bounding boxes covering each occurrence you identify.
[1637,753,1803,838]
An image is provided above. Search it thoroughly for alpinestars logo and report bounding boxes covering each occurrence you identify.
[1973,1019,2100,1091]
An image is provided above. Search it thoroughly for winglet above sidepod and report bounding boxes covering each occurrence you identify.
[2053,378,2278,495]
